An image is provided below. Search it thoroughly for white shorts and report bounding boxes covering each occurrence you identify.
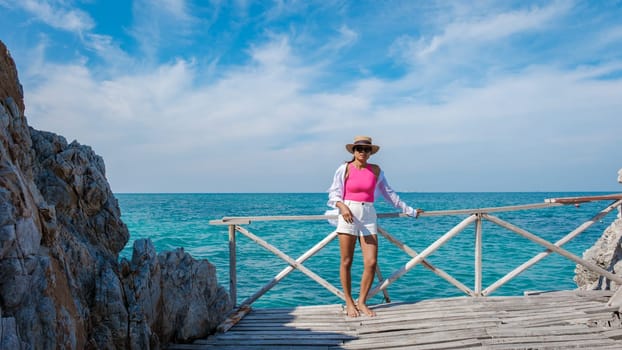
[336,200,378,236]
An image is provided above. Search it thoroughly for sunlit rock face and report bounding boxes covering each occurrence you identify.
[574,169,622,291]
[0,40,231,349]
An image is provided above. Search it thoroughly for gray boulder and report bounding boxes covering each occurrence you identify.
[575,218,622,290]
[575,169,622,291]
[121,239,231,346]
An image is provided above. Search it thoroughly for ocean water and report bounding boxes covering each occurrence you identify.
[117,192,618,308]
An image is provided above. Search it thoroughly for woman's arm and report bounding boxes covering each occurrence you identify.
[327,163,347,208]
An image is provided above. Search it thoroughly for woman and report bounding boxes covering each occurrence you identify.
[327,136,422,317]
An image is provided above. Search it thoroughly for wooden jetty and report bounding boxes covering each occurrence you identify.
[169,290,622,349]
[168,193,622,349]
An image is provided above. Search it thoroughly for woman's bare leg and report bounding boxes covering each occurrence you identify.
[357,234,378,316]
[338,233,359,317]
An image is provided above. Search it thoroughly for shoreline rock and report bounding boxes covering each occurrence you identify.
[0,40,231,349]
[574,169,622,292]
[575,218,622,290]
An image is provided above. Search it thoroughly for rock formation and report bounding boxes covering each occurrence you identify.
[575,218,622,290]
[120,240,232,348]
[0,40,231,349]
[574,169,622,291]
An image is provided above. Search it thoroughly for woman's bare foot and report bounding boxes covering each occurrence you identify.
[345,302,360,317]
[357,303,376,317]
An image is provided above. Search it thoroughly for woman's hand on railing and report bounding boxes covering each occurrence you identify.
[406,207,424,218]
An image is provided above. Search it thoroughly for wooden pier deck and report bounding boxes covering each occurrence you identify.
[169,290,622,349]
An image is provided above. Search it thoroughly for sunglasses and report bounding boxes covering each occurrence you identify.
[354,146,372,153]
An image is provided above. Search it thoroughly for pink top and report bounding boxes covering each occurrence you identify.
[344,163,376,202]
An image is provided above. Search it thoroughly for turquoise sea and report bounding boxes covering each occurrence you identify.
[117,192,618,308]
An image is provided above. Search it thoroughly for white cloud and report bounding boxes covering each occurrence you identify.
[326,25,359,52]
[593,25,622,53]
[16,0,94,33]
[83,33,134,70]
[391,1,572,61]
[130,0,197,60]
[159,0,193,19]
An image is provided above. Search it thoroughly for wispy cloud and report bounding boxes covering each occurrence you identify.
[129,0,198,61]
[323,25,359,53]
[391,1,572,61]
[83,33,134,70]
[8,0,94,33]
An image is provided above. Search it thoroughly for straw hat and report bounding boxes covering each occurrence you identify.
[345,136,380,154]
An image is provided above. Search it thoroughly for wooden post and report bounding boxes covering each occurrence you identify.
[228,224,237,307]
[474,214,483,296]
[375,265,391,303]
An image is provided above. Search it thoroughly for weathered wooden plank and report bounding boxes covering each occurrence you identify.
[341,337,485,350]
[545,193,622,204]
[601,328,622,339]
[208,200,568,225]
[483,333,617,345]
[482,338,621,349]
[352,322,502,339]
[248,304,342,315]
[228,324,355,332]
[202,332,356,341]
[486,324,606,337]
[355,318,503,334]
[200,338,349,346]
[216,304,251,333]
[171,346,334,350]
[360,328,489,344]
[355,309,500,323]
[229,323,351,330]
[227,225,236,307]
[237,310,346,321]
[200,329,352,337]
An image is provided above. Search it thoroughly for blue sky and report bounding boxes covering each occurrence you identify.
[1,0,621,193]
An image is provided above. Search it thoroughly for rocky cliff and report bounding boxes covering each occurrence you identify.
[575,172,622,292]
[0,40,231,349]
[575,218,622,291]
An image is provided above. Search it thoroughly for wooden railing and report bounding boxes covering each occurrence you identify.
[210,193,622,332]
